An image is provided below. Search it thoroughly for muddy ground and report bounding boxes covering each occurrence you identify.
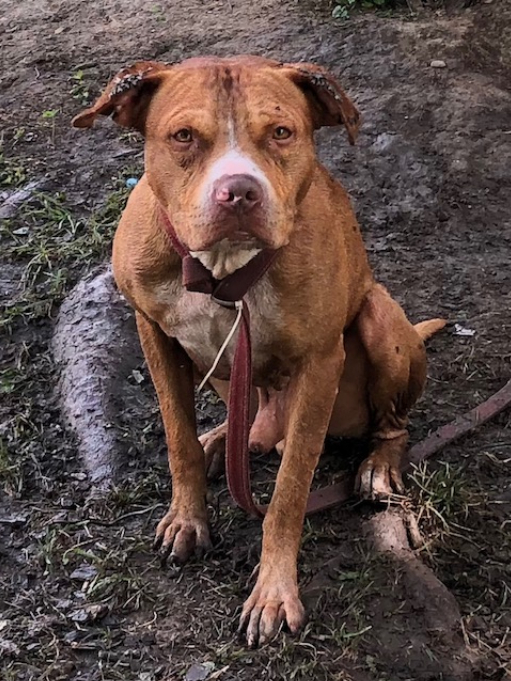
[1,0,511,679]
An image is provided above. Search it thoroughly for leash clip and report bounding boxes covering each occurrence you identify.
[211,295,241,310]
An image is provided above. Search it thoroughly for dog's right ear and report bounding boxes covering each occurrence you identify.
[72,61,172,133]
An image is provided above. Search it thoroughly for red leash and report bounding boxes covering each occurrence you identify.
[160,208,276,517]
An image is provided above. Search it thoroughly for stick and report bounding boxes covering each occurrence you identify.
[406,377,511,469]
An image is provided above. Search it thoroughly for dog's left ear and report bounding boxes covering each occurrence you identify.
[280,62,361,144]
[71,61,172,132]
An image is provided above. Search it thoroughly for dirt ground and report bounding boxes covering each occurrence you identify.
[1,0,511,679]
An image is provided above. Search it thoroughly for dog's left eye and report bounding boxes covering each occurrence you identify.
[173,128,193,143]
[273,126,292,141]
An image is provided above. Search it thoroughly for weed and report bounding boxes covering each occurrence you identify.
[12,126,26,143]
[332,0,398,20]
[40,109,59,143]
[409,460,473,532]
[70,69,90,104]
[41,109,59,121]
[0,150,27,188]
[150,4,166,21]
[332,0,356,19]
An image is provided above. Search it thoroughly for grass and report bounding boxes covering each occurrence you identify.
[1,187,129,332]
[0,150,27,188]
[409,460,474,532]
[331,0,400,20]
[70,70,91,105]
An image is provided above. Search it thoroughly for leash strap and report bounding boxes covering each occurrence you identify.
[160,208,274,517]
[224,302,265,517]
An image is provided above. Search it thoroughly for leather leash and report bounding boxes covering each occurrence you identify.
[160,208,511,518]
[160,208,276,517]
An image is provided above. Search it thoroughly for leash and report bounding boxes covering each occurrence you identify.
[159,208,511,517]
[160,207,275,517]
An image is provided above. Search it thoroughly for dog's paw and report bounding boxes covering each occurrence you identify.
[355,453,405,500]
[199,422,226,480]
[153,506,212,564]
[238,575,305,648]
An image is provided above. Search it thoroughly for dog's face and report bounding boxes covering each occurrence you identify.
[73,56,360,256]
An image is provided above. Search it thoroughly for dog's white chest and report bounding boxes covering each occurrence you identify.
[156,277,280,379]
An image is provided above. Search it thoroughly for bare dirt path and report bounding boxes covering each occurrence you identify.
[1,1,510,679]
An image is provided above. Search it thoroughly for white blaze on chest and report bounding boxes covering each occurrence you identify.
[156,277,280,376]
[190,238,262,279]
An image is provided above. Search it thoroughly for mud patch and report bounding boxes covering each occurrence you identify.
[53,267,142,489]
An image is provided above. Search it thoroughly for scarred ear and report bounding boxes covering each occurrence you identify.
[280,62,361,144]
[71,61,172,132]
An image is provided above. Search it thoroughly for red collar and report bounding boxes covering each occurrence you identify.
[160,207,278,308]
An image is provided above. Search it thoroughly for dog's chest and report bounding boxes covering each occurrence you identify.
[155,277,282,380]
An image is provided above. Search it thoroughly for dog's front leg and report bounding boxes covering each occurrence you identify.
[239,340,345,647]
[136,312,211,563]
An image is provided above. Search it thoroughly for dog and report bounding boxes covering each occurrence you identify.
[73,55,445,647]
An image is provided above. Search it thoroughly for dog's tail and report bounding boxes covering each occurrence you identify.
[414,318,447,341]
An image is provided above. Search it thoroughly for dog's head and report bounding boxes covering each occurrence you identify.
[73,56,360,258]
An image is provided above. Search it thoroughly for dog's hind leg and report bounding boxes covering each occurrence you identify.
[353,284,444,499]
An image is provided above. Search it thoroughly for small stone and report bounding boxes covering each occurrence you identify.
[131,369,144,384]
[126,177,139,189]
[56,599,74,611]
[85,603,109,621]
[185,662,215,681]
[430,60,446,69]
[69,603,108,623]
[70,564,98,581]
[64,631,79,644]
[69,609,89,623]
[60,496,75,509]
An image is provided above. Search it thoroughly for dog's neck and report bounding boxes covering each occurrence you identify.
[190,240,262,279]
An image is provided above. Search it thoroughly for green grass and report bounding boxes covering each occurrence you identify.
[409,460,475,532]
[0,187,129,332]
[0,150,27,188]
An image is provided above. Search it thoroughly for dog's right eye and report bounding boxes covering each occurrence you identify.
[273,126,293,141]
[172,128,193,144]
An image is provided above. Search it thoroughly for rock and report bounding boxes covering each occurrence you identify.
[69,564,98,581]
[69,603,108,623]
[430,59,447,68]
[185,662,216,681]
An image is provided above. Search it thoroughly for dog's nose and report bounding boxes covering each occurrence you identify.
[213,174,263,211]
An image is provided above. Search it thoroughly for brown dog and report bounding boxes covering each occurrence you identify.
[73,55,445,647]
